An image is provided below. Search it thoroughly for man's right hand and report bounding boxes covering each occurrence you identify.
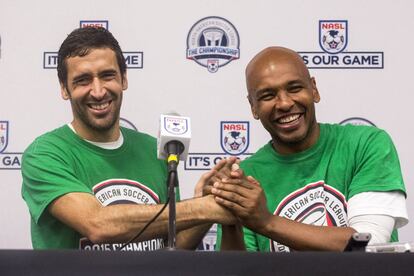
[199,157,240,196]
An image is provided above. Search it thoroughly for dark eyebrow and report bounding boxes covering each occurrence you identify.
[255,87,275,96]
[253,79,307,97]
[72,73,91,84]
[286,79,306,86]
[99,69,118,77]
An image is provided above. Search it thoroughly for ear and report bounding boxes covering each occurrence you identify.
[310,77,320,103]
[60,83,70,100]
[122,73,128,91]
[247,95,259,120]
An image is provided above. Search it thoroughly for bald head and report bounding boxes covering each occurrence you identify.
[246,47,311,97]
[244,46,320,154]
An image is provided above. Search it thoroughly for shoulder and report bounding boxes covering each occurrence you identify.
[121,127,157,146]
[24,125,72,155]
[323,122,382,135]
[322,123,392,144]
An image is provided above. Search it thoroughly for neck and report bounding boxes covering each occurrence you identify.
[272,123,320,155]
[71,121,120,142]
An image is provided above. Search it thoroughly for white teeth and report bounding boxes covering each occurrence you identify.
[278,114,300,124]
[90,102,109,110]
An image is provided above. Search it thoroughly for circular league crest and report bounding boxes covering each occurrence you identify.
[270,182,348,252]
[186,16,240,73]
[339,117,376,127]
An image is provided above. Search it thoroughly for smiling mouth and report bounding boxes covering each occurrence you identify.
[88,101,111,111]
[276,114,302,124]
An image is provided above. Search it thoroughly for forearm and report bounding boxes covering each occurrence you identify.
[176,223,212,250]
[221,224,245,251]
[260,216,356,251]
[89,196,225,243]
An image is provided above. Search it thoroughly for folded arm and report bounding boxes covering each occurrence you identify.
[212,171,356,251]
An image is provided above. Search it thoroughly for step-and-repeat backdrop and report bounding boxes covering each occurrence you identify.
[0,0,412,249]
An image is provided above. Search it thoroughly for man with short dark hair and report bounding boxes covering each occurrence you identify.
[21,27,235,250]
[213,46,408,251]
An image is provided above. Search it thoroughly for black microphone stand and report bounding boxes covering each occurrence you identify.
[165,141,184,250]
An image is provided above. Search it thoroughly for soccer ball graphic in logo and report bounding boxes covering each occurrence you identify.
[224,131,246,153]
[319,20,348,54]
[207,60,219,73]
[323,30,344,51]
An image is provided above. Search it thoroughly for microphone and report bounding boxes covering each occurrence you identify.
[157,113,191,166]
[157,113,191,249]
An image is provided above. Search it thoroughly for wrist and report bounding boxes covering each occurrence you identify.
[257,213,275,237]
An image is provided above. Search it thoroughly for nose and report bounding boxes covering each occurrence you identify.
[90,78,106,100]
[275,91,294,111]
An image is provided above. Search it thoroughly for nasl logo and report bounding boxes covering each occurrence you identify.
[220,121,249,155]
[185,120,251,170]
[319,20,348,54]
[339,117,376,127]
[186,16,240,73]
[0,121,22,170]
[164,117,189,135]
[80,20,109,29]
[298,20,384,69]
[0,121,9,153]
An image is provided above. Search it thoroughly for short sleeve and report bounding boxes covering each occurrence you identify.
[21,139,92,224]
[348,130,405,198]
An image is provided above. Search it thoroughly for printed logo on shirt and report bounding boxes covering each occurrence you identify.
[270,181,348,252]
[79,179,164,251]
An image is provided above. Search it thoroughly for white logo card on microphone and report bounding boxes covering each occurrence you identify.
[158,114,191,161]
[164,117,188,135]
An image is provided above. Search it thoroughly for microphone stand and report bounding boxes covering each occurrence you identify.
[167,160,178,250]
[165,142,183,250]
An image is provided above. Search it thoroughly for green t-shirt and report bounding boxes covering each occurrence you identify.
[218,123,405,252]
[21,125,169,250]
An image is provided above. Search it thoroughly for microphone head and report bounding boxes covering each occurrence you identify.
[157,114,191,161]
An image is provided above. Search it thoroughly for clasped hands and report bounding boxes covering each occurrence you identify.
[195,157,272,231]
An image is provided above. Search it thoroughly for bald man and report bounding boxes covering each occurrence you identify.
[212,47,408,251]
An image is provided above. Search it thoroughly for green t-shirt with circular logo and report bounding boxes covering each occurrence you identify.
[217,123,405,252]
[22,125,170,250]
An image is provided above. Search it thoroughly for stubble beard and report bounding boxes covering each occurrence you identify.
[71,93,122,133]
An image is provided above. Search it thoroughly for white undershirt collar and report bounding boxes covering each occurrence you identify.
[67,123,124,150]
